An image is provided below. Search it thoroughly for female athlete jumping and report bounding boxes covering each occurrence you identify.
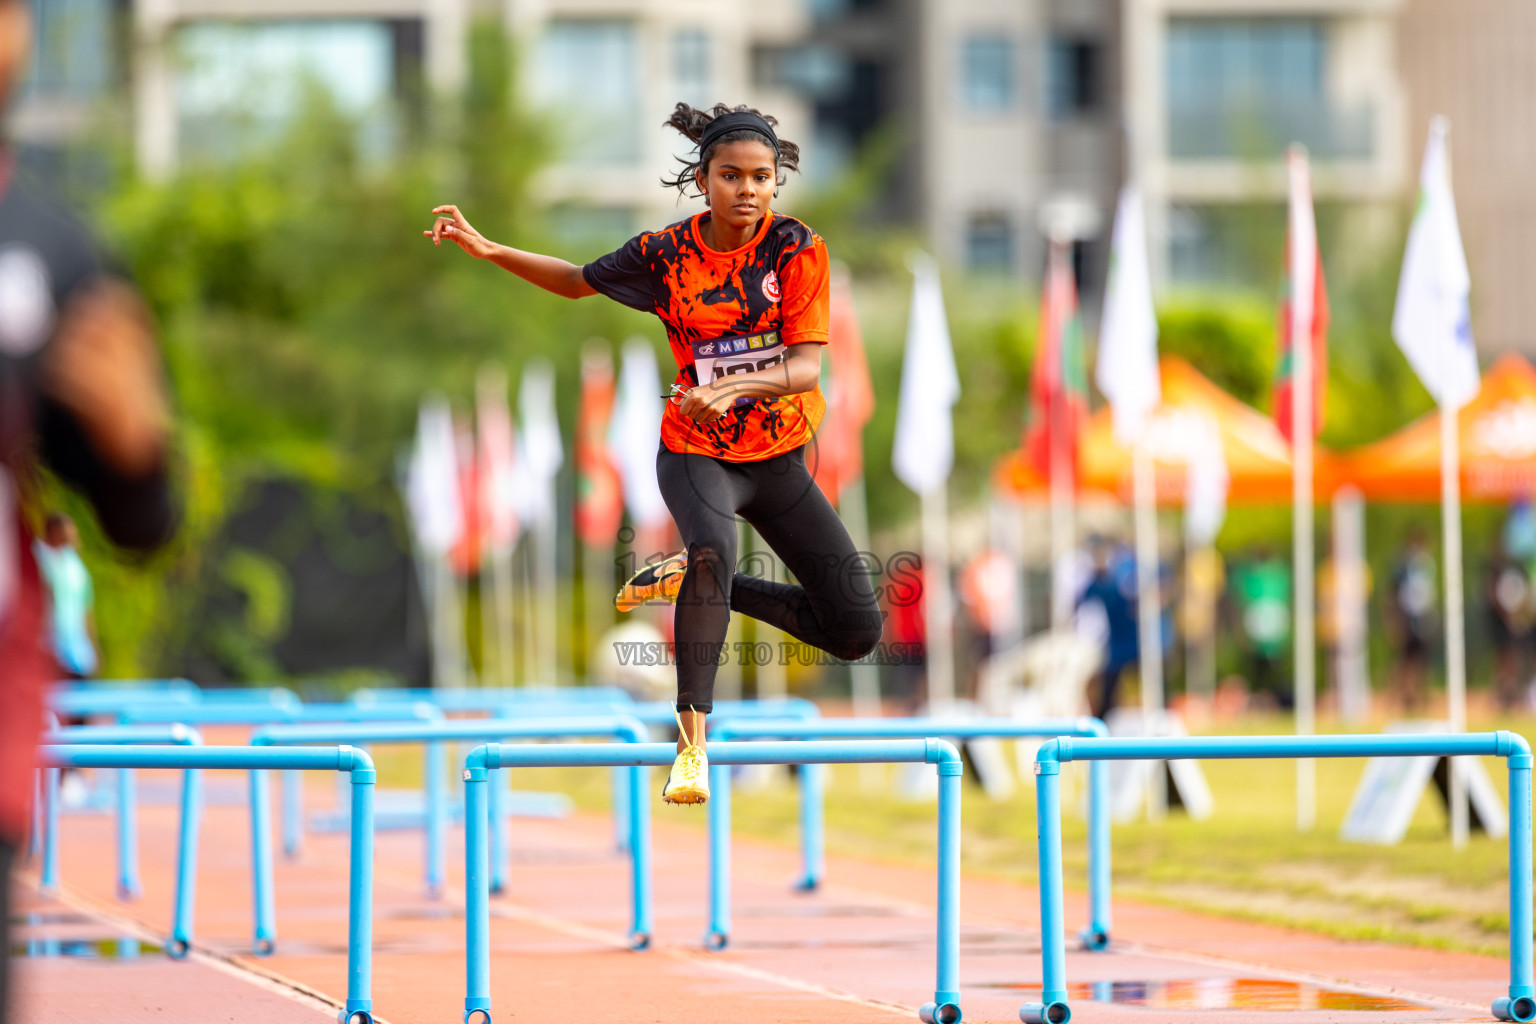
[426,102,882,804]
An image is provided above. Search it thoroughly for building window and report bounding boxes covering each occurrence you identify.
[1165,17,1371,159]
[959,36,1014,113]
[537,20,641,166]
[1046,38,1101,120]
[26,0,115,101]
[174,20,397,163]
[966,214,1015,272]
[673,30,711,108]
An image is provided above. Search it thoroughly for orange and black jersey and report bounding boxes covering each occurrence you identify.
[582,210,830,462]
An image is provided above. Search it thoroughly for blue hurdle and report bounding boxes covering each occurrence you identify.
[37,743,378,1024]
[250,715,648,931]
[120,700,440,861]
[709,716,1112,951]
[1024,732,1535,1024]
[460,739,965,1024]
[351,686,635,712]
[489,698,821,853]
[119,699,440,727]
[38,724,203,901]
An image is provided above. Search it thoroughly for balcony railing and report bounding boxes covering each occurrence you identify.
[1167,98,1375,161]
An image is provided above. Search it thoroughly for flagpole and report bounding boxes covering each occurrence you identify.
[1439,124,1470,850]
[1132,442,1166,818]
[922,484,956,712]
[494,543,515,687]
[583,541,611,683]
[1288,146,1317,833]
[537,519,558,686]
[1443,397,1469,847]
[1048,237,1075,633]
[841,475,883,719]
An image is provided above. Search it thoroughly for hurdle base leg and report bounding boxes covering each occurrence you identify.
[340,1002,374,1024]
[1019,1000,1071,1024]
[464,998,491,1024]
[919,994,962,1024]
[1494,995,1536,1022]
[1077,926,1110,951]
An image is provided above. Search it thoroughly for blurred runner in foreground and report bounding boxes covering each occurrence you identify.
[0,1,178,1017]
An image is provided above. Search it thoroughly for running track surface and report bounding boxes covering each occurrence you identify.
[12,768,1513,1024]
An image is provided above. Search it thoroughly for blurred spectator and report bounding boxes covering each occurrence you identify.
[34,512,96,680]
[1503,496,1536,564]
[1232,545,1291,708]
[1487,540,1534,712]
[884,579,925,714]
[0,1,177,1016]
[1318,547,1372,714]
[1076,535,1138,718]
[1388,525,1438,714]
[958,547,1020,706]
[1179,544,1225,700]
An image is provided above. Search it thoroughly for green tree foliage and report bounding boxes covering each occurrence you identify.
[75,25,657,678]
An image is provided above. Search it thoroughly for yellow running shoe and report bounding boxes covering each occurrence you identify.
[662,709,710,805]
[615,551,688,613]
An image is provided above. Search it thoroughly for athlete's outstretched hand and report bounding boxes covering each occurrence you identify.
[425,205,496,259]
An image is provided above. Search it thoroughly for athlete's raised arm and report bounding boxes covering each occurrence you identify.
[424,205,597,299]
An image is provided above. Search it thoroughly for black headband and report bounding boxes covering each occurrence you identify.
[698,112,780,160]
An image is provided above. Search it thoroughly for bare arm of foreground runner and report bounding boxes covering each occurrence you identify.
[424,204,597,299]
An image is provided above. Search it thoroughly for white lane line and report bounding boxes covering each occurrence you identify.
[31,876,383,1023]
[373,860,915,1017]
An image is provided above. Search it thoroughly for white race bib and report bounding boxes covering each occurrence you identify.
[691,330,786,406]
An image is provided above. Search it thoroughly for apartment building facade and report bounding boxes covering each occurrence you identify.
[15,0,1535,356]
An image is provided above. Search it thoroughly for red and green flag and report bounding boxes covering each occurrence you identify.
[1273,152,1330,443]
[1025,242,1089,482]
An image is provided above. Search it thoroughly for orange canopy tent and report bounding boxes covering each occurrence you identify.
[994,356,1344,505]
[1339,353,1536,503]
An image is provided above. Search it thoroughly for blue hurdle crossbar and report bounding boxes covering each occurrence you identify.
[352,686,634,711]
[490,699,820,853]
[710,716,1112,951]
[39,724,203,901]
[250,716,648,931]
[119,701,438,862]
[120,700,441,727]
[37,744,378,1024]
[1023,732,1534,1024]
[460,739,965,1024]
[49,688,199,718]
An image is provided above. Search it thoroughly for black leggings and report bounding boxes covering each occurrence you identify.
[656,445,883,713]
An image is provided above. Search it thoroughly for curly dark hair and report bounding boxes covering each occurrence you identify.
[661,102,802,198]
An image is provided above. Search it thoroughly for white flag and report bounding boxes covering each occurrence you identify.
[892,254,961,494]
[1096,187,1160,443]
[1392,117,1479,410]
[476,364,519,555]
[406,395,463,556]
[517,359,564,530]
[610,338,670,528]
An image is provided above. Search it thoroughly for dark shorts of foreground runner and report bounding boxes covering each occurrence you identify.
[613,640,923,667]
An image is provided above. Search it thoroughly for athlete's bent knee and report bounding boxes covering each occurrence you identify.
[824,612,883,662]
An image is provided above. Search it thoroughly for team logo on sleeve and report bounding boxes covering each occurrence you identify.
[762,271,781,303]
